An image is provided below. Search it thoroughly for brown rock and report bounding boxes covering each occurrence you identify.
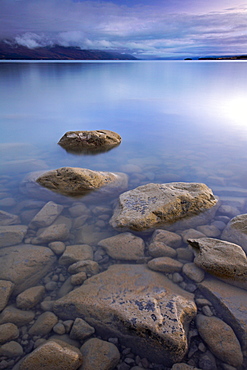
[59,244,93,266]
[0,225,27,248]
[0,280,14,312]
[110,182,217,231]
[222,214,247,253]
[58,130,121,154]
[148,257,183,273]
[19,339,83,370]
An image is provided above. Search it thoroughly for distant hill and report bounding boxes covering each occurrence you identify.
[0,41,138,60]
[198,55,247,60]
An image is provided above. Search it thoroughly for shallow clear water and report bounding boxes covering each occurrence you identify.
[1,60,247,369]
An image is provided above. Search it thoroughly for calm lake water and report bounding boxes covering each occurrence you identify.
[1,60,247,369]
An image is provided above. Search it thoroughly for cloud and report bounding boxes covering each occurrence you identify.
[0,0,246,58]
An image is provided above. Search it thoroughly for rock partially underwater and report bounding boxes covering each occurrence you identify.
[110,182,217,231]
[22,167,128,198]
[58,130,121,154]
[53,264,197,365]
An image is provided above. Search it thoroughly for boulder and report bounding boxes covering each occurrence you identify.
[80,338,120,370]
[188,238,247,290]
[196,314,243,367]
[0,225,27,248]
[222,214,247,253]
[36,167,128,197]
[53,264,197,365]
[199,277,247,351]
[58,130,121,154]
[19,339,83,370]
[98,232,145,260]
[110,182,217,232]
[0,244,56,295]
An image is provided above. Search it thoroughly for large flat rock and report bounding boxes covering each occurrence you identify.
[110,182,217,231]
[53,264,197,365]
[0,244,56,295]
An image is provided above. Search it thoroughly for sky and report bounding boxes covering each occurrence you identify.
[0,0,247,59]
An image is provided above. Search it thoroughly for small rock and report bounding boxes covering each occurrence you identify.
[98,233,145,260]
[0,280,14,312]
[29,201,64,229]
[28,311,58,336]
[48,241,66,255]
[59,244,93,266]
[0,341,23,357]
[0,225,27,248]
[148,257,183,273]
[180,229,205,244]
[176,247,194,262]
[69,318,95,341]
[70,272,87,285]
[148,242,177,258]
[19,339,83,370]
[196,314,243,367]
[0,305,35,327]
[198,351,217,370]
[32,223,70,244]
[0,210,20,226]
[16,286,45,309]
[53,322,66,335]
[0,323,19,344]
[196,224,220,237]
[182,263,205,283]
[151,229,182,248]
[80,338,120,370]
[68,260,99,275]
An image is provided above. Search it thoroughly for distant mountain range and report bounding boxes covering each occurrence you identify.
[185,55,247,60]
[0,41,138,60]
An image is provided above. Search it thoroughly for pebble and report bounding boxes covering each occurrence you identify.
[172,272,184,283]
[180,229,205,243]
[148,242,177,258]
[59,244,93,266]
[63,320,74,333]
[53,322,66,335]
[182,263,205,283]
[40,300,54,312]
[0,323,19,344]
[16,286,45,309]
[45,281,58,291]
[68,260,99,275]
[196,224,221,237]
[0,306,35,327]
[176,247,194,262]
[70,271,87,285]
[0,280,14,312]
[201,305,213,317]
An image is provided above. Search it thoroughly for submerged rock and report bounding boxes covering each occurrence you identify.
[58,129,121,154]
[0,244,56,295]
[0,225,28,248]
[19,339,83,370]
[53,264,197,365]
[199,278,247,352]
[222,214,247,253]
[188,237,247,290]
[110,182,217,231]
[36,167,128,197]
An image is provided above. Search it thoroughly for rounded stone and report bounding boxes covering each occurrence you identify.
[148,257,183,273]
[28,312,58,336]
[0,323,19,344]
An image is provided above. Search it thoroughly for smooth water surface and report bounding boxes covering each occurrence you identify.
[1,61,247,369]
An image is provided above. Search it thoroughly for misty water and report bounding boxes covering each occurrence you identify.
[1,60,247,369]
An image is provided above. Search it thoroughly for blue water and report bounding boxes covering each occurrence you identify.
[1,60,247,191]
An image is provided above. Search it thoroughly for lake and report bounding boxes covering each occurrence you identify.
[0,60,247,369]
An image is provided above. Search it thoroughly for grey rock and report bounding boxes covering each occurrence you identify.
[222,214,247,253]
[182,263,205,283]
[48,241,66,255]
[0,323,19,344]
[0,244,56,295]
[16,286,45,309]
[199,278,247,351]
[29,201,64,229]
[98,233,145,260]
[188,237,247,289]
[28,311,58,336]
[148,257,183,273]
[0,305,35,327]
[196,224,220,237]
[110,182,217,231]
[148,242,177,258]
[58,130,121,154]
[69,318,95,341]
[151,229,182,248]
[0,280,14,312]
[32,223,70,244]
[0,210,20,226]
[80,338,120,370]
[53,264,197,365]
[68,260,99,275]
[0,225,27,248]
[19,339,83,370]
[59,244,93,266]
[196,314,243,367]
[0,341,23,357]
